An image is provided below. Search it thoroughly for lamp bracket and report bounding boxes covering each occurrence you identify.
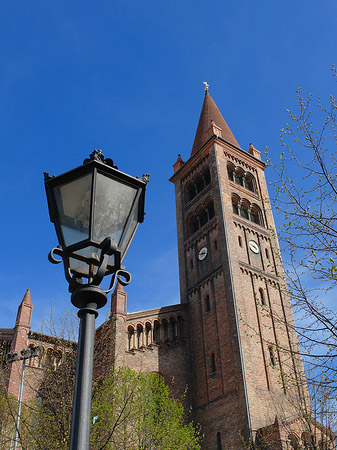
[48,238,132,308]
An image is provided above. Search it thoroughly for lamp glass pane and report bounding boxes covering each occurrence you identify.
[53,174,92,247]
[120,201,140,260]
[93,173,138,248]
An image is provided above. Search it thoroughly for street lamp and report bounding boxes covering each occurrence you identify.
[7,345,43,450]
[44,149,149,450]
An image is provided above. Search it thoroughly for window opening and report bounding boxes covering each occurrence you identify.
[216,432,223,450]
[235,171,244,186]
[227,164,234,182]
[288,434,300,449]
[162,320,169,341]
[259,288,266,306]
[153,321,160,344]
[128,326,134,351]
[238,236,242,247]
[240,204,249,219]
[232,196,239,215]
[244,174,255,192]
[268,346,276,367]
[205,295,211,313]
[199,208,208,226]
[265,248,270,259]
[137,325,143,349]
[186,182,196,202]
[207,201,215,219]
[145,323,151,346]
[195,174,204,193]
[214,240,218,251]
[189,215,199,235]
[203,167,211,186]
[211,353,216,374]
[187,198,216,236]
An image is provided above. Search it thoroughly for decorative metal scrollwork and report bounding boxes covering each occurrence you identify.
[48,237,131,295]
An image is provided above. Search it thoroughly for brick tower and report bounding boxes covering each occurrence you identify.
[7,289,33,400]
[170,89,309,449]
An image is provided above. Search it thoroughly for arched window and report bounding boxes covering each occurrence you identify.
[188,213,199,236]
[265,248,270,259]
[251,204,263,226]
[259,288,266,306]
[162,319,169,342]
[244,172,255,192]
[145,322,152,346]
[45,348,53,369]
[128,326,134,351]
[185,181,196,202]
[54,351,62,370]
[187,198,216,237]
[232,195,240,215]
[288,433,300,449]
[240,201,249,220]
[238,236,242,247]
[227,163,235,182]
[153,321,160,344]
[194,173,205,194]
[235,168,244,186]
[231,195,265,227]
[211,353,216,374]
[177,315,184,338]
[206,198,215,219]
[137,324,143,349]
[170,317,177,339]
[202,166,211,186]
[198,206,208,227]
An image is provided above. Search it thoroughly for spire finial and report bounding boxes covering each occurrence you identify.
[203,81,209,93]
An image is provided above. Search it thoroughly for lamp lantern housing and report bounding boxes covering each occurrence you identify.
[44,150,148,282]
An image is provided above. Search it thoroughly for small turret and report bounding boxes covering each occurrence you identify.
[111,281,127,316]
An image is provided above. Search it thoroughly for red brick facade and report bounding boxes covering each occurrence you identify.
[0,91,333,449]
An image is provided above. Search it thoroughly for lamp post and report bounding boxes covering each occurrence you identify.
[7,345,43,450]
[44,150,149,450]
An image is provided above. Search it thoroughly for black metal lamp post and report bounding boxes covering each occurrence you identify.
[44,150,149,450]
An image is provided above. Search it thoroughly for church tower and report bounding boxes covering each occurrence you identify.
[170,88,309,449]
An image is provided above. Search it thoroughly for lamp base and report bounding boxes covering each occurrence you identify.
[71,285,107,310]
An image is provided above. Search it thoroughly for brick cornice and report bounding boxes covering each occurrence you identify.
[186,264,223,296]
[239,262,280,284]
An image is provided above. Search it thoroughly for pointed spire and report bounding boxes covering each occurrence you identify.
[173,154,185,173]
[248,142,261,160]
[191,91,239,156]
[21,288,32,305]
[15,289,33,329]
[114,280,125,294]
[111,281,127,315]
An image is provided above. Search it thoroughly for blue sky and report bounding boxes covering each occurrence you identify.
[1,0,336,331]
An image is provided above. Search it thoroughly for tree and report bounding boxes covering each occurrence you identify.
[0,309,201,450]
[264,67,337,434]
[90,366,201,450]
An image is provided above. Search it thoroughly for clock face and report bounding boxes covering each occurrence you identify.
[198,247,208,261]
[249,240,259,254]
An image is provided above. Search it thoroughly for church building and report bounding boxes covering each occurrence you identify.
[1,88,334,449]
